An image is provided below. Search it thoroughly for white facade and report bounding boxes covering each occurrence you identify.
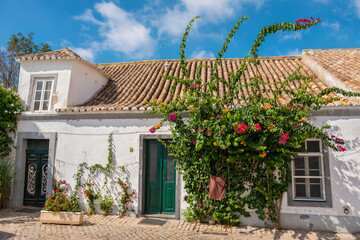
[10,55,360,233]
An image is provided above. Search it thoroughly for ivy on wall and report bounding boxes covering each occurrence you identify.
[148,16,360,228]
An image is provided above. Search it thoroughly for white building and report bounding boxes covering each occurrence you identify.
[9,47,360,233]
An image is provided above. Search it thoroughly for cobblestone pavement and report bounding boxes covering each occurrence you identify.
[0,208,359,240]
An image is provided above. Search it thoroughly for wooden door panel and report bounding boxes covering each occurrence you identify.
[145,139,175,215]
[145,140,161,213]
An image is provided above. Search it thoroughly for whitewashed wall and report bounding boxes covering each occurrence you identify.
[19,60,72,108]
[15,116,171,215]
[11,110,360,232]
[67,61,108,106]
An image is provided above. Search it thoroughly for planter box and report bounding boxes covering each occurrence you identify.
[40,210,84,225]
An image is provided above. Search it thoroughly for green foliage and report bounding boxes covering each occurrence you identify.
[7,32,51,57]
[0,159,15,208]
[0,85,23,158]
[148,17,360,228]
[1,32,51,88]
[69,193,81,212]
[100,195,113,215]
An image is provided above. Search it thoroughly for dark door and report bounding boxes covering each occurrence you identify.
[23,140,49,207]
[145,140,176,214]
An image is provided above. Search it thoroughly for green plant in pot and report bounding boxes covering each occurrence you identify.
[100,195,113,216]
[0,159,15,208]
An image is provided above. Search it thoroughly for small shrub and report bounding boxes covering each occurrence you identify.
[100,195,113,215]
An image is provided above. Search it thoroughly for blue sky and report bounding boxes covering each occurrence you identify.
[1,0,359,63]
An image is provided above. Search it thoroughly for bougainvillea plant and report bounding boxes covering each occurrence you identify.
[0,85,23,158]
[147,16,360,228]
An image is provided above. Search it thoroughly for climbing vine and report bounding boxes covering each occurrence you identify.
[115,166,136,217]
[0,85,23,158]
[148,16,360,228]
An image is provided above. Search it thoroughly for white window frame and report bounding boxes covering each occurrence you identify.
[31,78,54,112]
[291,138,326,201]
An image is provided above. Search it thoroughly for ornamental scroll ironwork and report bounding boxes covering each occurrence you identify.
[27,164,36,195]
[41,164,48,195]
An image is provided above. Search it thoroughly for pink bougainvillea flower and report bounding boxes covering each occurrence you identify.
[168,113,178,121]
[278,133,290,145]
[217,115,221,119]
[193,141,196,145]
[189,83,199,88]
[221,131,225,134]
[233,123,248,134]
[197,128,201,132]
[149,128,155,133]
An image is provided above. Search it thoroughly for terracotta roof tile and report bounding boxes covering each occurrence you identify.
[303,48,360,90]
[56,56,357,113]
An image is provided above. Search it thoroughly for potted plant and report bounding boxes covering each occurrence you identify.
[99,195,113,216]
[0,159,15,208]
[40,179,84,225]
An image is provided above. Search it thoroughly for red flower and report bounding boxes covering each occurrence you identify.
[254,124,261,131]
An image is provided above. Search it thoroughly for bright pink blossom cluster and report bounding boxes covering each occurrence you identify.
[337,145,346,151]
[189,83,199,88]
[168,113,177,121]
[295,17,320,25]
[234,123,248,134]
[278,133,290,145]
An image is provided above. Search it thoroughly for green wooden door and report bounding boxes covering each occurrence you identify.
[145,140,176,214]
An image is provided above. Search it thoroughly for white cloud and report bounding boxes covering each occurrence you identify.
[190,50,215,59]
[153,0,266,38]
[74,2,156,61]
[74,9,103,26]
[354,0,360,17]
[282,32,302,41]
[286,48,301,56]
[322,21,340,31]
[70,47,96,62]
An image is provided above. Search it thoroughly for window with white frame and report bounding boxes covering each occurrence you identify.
[292,139,326,201]
[32,79,53,111]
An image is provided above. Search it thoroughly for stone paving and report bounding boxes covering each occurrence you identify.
[0,208,359,240]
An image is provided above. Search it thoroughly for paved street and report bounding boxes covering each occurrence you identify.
[0,208,359,240]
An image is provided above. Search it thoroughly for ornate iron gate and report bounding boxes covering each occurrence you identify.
[23,140,49,207]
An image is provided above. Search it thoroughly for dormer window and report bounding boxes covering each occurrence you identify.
[32,79,53,111]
